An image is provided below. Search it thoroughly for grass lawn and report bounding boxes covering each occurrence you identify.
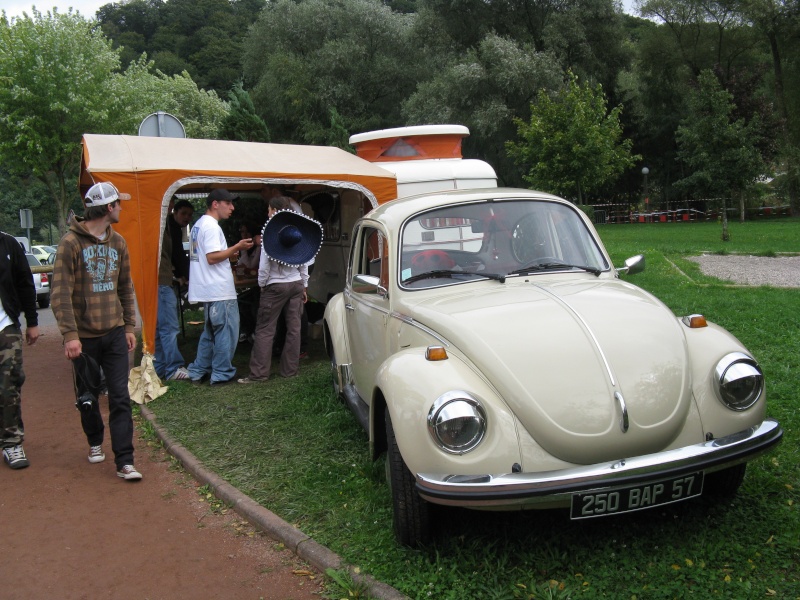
[146,219,799,599]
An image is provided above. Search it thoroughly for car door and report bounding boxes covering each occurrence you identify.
[344,224,391,400]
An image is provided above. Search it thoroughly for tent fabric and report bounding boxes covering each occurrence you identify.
[80,134,398,355]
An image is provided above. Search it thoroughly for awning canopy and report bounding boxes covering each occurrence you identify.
[79,134,398,354]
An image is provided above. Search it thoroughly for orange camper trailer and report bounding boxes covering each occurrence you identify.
[79,134,398,357]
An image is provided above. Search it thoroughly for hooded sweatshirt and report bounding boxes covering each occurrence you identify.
[51,218,136,343]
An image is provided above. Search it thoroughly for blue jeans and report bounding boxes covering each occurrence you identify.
[187,299,239,383]
[154,284,185,379]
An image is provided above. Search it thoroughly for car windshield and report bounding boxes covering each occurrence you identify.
[399,199,608,289]
[25,254,39,267]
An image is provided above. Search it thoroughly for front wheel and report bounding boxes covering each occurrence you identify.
[385,410,431,547]
[38,294,50,308]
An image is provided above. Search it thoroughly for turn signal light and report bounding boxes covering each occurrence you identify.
[682,314,707,328]
[426,346,448,361]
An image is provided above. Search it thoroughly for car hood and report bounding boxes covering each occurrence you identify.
[402,278,692,464]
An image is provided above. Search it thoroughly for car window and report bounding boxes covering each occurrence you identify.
[400,199,608,288]
[25,254,39,267]
[351,226,388,294]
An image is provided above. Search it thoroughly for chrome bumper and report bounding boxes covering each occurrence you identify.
[416,419,782,507]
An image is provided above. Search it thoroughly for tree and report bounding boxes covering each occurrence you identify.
[0,9,124,233]
[241,0,421,145]
[218,82,270,142]
[506,72,639,203]
[0,9,228,233]
[675,69,766,238]
[402,33,562,186]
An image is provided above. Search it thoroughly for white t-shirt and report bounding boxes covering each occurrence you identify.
[188,214,236,302]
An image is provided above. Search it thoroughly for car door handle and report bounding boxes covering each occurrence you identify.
[345,303,354,311]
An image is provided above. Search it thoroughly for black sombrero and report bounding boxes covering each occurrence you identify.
[261,209,323,267]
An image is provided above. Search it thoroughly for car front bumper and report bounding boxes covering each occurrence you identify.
[416,419,782,508]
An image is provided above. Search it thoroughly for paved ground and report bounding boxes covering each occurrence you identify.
[687,254,800,288]
[1,309,323,599]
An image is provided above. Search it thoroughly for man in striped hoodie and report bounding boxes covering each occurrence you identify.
[51,182,142,481]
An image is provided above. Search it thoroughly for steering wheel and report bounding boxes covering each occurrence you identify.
[411,250,456,275]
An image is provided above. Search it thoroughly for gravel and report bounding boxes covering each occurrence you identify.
[686,255,800,288]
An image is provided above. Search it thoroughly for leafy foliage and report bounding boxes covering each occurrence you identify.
[0,9,227,233]
[218,82,270,142]
[507,72,639,202]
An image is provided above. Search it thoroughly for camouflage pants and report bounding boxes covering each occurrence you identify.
[0,324,25,447]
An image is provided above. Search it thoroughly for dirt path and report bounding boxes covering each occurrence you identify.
[1,311,323,600]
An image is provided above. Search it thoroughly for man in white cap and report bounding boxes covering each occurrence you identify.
[51,182,142,481]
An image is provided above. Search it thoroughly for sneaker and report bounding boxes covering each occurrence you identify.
[3,445,29,469]
[167,366,190,381]
[237,376,267,384]
[117,465,143,480]
[299,351,309,359]
[238,333,248,343]
[88,445,105,463]
[210,375,238,386]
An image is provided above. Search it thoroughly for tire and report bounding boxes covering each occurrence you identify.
[705,464,746,497]
[385,410,431,547]
[38,294,50,309]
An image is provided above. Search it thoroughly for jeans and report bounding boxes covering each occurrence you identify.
[154,284,185,379]
[187,299,239,383]
[73,327,135,469]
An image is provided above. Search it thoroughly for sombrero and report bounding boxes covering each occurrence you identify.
[261,209,323,267]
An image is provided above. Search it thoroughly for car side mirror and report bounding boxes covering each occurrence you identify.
[352,274,388,298]
[618,254,645,275]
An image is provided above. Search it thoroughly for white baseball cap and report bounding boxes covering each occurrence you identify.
[84,182,131,207]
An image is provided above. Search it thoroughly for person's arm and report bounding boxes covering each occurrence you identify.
[206,238,253,265]
[300,264,309,303]
[50,238,81,358]
[9,236,38,329]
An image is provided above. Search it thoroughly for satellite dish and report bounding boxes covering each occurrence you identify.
[138,111,186,138]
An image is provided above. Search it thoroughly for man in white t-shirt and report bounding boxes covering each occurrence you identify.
[186,189,253,385]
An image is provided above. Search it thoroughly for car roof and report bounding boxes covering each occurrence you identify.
[363,187,570,230]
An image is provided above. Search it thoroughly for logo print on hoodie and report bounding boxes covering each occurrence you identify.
[82,244,119,292]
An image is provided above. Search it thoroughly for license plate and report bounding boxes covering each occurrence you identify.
[570,472,704,519]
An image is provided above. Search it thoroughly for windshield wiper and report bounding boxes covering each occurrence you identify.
[508,262,602,277]
[404,269,506,284]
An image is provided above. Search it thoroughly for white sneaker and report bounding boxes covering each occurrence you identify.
[88,445,105,463]
[3,445,29,469]
[167,366,190,381]
[117,464,143,480]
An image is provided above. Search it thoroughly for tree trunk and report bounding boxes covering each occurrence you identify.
[739,189,745,223]
[721,197,730,241]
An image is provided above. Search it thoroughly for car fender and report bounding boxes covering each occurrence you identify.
[375,347,522,478]
[323,292,352,369]
[683,319,767,436]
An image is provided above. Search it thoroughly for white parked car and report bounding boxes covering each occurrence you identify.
[323,188,783,546]
[25,253,50,308]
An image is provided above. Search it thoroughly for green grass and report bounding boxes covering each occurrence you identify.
[149,219,800,599]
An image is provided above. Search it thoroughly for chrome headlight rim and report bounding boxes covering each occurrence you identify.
[714,352,764,411]
[427,391,487,455]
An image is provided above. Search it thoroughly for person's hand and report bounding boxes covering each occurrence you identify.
[302,289,308,304]
[126,332,136,353]
[235,238,254,252]
[26,326,40,345]
[65,339,82,360]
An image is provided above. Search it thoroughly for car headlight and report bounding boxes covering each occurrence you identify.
[427,391,487,454]
[714,352,764,411]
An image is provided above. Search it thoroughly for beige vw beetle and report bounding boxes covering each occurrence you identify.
[323,188,783,546]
